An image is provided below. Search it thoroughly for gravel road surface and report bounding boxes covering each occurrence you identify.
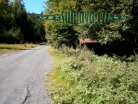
[0,45,53,104]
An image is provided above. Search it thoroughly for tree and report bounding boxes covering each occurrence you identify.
[0,0,46,43]
[45,0,78,48]
[45,0,138,56]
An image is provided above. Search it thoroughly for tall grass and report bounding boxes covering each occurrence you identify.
[46,46,138,104]
[0,44,38,54]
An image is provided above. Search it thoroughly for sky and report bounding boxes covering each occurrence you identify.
[23,0,46,14]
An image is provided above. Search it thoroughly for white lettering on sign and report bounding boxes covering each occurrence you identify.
[107,14,112,20]
[114,15,118,20]
[43,16,46,19]
[55,15,60,20]
[49,16,54,19]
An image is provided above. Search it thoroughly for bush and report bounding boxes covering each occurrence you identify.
[47,46,138,104]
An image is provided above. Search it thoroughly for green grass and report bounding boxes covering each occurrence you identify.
[0,44,38,54]
[46,46,138,104]
[46,46,71,90]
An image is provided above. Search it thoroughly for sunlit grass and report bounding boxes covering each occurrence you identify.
[46,46,72,98]
[0,44,38,54]
[46,46,138,104]
[47,46,56,55]
[46,47,68,87]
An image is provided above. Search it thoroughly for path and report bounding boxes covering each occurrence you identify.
[0,45,53,104]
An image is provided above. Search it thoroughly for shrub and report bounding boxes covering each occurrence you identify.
[47,46,138,104]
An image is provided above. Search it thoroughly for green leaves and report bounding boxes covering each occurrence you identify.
[0,0,46,43]
[45,0,138,55]
[48,47,138,104]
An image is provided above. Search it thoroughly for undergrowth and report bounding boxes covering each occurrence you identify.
[0,44,38,54]
[46,46,138,104]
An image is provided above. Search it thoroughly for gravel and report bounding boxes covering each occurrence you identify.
[0,45,53,104]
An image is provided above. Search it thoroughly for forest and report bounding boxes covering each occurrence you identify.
[45,0,138,57]
[45,0,138,103]
[0,0,46,44]
[1,0,138,56]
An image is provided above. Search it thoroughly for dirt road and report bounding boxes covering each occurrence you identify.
[0,45,53,104]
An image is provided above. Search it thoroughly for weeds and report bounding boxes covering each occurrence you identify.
[46,46,138,104]
[0,44,38,54]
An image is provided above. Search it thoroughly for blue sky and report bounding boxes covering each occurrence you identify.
[23,0,46,14]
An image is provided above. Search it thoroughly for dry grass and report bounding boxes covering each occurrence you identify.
[45,46,69,93]
[47,46,55,55]
[0,44,38,54]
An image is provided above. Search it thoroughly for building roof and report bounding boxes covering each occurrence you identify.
[79,38,99,43]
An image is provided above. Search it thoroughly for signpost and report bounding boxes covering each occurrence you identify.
[106,14,130,21]
[36,14,60,20]
[36,11,130,24]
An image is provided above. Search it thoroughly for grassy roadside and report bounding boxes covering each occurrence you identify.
[46,46,138,104]
[46,46,70,91]
[0,44,38,54]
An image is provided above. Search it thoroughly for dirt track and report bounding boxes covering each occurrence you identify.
[0,45,53,104]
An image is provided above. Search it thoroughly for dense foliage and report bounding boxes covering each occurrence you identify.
[46,1,138,103]
[0,0,46,43]
[47,46,138,104]
[44,0,79,48]
[45,0,138,56]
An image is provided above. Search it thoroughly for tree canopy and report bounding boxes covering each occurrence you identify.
[44,0,138,56]
[0,0,46,43]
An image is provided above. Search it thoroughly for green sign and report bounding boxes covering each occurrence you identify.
[36,11,130,24]
[36,14,60,21]
[61,11,95,24]
[106,14,130,21]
